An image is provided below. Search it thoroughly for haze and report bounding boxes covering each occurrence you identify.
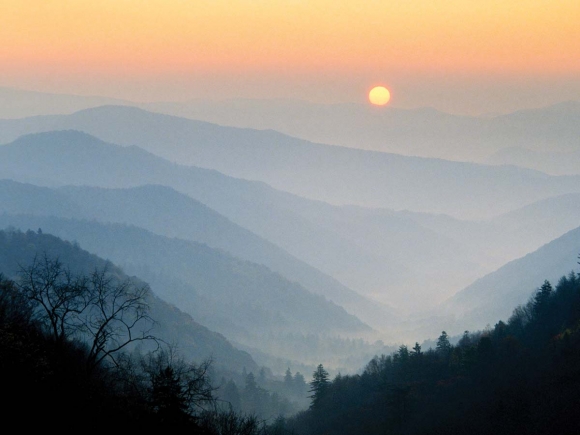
[1,1,580,432]
[2,0,579,115]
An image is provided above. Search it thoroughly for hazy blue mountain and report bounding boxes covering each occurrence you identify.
[3,130,578,310]
[400,193,580,271]
[141,98,580,160]
[0,179,398,327]
[0,86,132,119]
[486,146,580,176]
[437,226,580,334]
[2,107,580,219]
[0,227,259,375]
[3,88,580,163]
[0,214,371,338]
[0,133,488,311]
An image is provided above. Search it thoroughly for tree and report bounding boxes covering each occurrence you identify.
[436,331,452,358]
[308,364,330,409]
[16,254,156,372]
[397,344,410,364]
[284,367,294,390]
[293,371,307,396]
[411,342,422,358]
[533,280,553,316]
[142,348,215,422]
[82,266,156,371]
[0,274,34,329]
[17,255,88,345]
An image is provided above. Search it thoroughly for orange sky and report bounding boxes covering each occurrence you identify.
[2,0,580,114]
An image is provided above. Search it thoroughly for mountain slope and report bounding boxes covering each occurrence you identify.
[486,146,580,176]
[439,226,580,333]
[0,215,377,368]
[3,88,580,163]
[2,107,580,219]
[0,131,441,309]
[0,227,258,374]
[141,99,580,161]
[0,178,396,328]
[400,192,580,270]
[0,215,371,338]
[4,130,573,310]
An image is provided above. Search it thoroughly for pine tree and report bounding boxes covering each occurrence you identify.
[533,280,553,316]
[308,364,330,409]
[411,342,422,357]
[284,368,293,390]
[436,331,452,357]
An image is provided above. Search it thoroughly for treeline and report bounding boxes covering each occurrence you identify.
[0,256,289,433]
[285,265,580,435]
[217,368,309,420]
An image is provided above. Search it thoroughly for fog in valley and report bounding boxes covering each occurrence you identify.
[2,2,580,432]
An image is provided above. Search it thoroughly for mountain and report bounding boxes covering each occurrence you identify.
[0,227,258,375]
[2,107,580,220]
[486,146,580,176]
[0,131,490,310]
[141,98,580,161]
[0,178,397,329]
[3,130,578,310]
[0,86,132,119]
[400,192,580,270]
[3,88,580,163]
[438,226,580,334]
[0,214,371,340]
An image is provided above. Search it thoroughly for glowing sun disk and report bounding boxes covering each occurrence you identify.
[369,86,391,106]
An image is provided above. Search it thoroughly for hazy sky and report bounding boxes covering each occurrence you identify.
[2,0,579,115]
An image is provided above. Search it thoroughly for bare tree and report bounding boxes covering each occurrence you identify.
[17,254,89,345]
[17,254,156,372]
[82,266,157,371]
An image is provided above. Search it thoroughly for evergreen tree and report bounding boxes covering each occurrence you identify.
[308,364,330,409]
[411,342,422,358]
[533,279,553,316]
[293,371,307,396]
[436,331,451,358]
[284,367,294,390]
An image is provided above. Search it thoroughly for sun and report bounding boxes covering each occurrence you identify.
[368,86,391,106]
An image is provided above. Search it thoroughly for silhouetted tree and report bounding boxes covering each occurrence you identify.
[533,279,553,317]
[411,342,422,357]
[284,367,293,389]
[436,331,451,358]
[16,254,156,372]
[309,364,330,409]
[142,348,215,422]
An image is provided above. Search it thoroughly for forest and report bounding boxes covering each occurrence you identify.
[3,2,580,433]
[284,266,580,435]
[1,228,579,433]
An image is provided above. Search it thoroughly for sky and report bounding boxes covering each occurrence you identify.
[2,0,580,115]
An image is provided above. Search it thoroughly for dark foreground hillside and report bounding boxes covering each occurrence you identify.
[0,228,298,432]
[285,261,580,435]
[2,225,579,433]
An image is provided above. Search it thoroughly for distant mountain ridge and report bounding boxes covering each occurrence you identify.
[0,214,372,342]
[1,130,579,311]
[0,178,397,329]
[438,225,580,334]
[142,98,580,162]
[2,108,580,219]
[0,227,259,375]
[486,146,580,176]
[0,131,473,309]
[3,87,580,165]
